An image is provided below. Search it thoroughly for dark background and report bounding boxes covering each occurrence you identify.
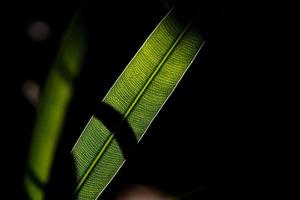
[1,0,285,199]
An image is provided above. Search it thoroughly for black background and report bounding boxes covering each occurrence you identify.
[1,0,287,199]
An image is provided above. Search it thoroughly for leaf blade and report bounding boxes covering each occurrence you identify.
[72,8,205,200]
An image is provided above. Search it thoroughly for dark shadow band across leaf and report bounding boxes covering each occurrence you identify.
[24,155,77,200]
[26,168,46,192]
[94,103,138,159]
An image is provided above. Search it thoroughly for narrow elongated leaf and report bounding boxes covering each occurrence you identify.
[24,14,87,200]
[72,8,205,200]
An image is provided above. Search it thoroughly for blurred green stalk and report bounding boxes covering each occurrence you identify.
[24,12,87,200]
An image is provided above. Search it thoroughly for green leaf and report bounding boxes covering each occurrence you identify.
[24,13,87,200]
[72,8,205,200]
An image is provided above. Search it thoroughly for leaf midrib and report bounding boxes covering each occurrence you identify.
[74,22,192,194]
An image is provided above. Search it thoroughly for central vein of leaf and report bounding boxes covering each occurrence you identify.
[75,22,192,194]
